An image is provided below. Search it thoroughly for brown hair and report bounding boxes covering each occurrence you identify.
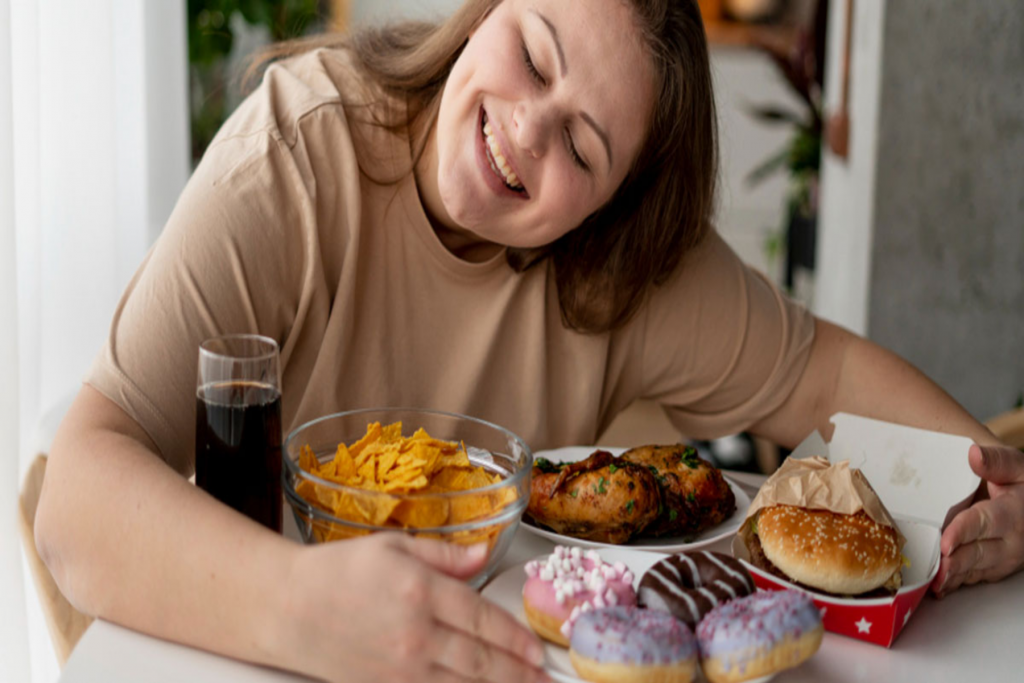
[245,0,717,334]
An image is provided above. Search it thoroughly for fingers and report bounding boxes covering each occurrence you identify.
[933,540,1007,597]
[946,538,1003,581]
[970,444,1024,486]
[429,574,546,669]
[940,499,1014,555]
[432,622,550,683]
[391,534,489,579]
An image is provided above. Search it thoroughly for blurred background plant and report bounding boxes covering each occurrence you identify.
[188,0,325,164]
[745,0,827,298]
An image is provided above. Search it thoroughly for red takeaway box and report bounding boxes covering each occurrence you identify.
[731,413,979,647]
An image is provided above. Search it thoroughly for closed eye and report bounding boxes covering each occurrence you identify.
[565,129,589,172]
[521,40,545,85]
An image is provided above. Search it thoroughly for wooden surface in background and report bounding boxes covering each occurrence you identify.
[329,0,351,33]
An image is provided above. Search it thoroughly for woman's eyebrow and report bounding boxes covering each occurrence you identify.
[530,9,566,77]
[530,8,613,170]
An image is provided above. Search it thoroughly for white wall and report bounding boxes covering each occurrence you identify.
[711,47,805,283]
[813,0,886,334]
[352,0,462,24]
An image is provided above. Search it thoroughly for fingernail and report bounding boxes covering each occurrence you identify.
[529,640,545,666]
[465,543,488,562]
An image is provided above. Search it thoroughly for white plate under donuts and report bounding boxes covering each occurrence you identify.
[482,546,776,683]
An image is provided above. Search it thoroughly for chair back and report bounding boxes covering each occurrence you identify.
[985,407,1024,450]
[17,454,94,666]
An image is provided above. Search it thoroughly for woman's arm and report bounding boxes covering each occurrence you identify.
[36,386,293,665]
[752,317,1024,594]
[751,317,999,447]
[35,386,547,683]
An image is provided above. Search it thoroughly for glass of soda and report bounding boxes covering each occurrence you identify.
[195,334,283,533]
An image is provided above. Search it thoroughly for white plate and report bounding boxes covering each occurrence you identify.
[522,446,751,553]
[482,547,775,683]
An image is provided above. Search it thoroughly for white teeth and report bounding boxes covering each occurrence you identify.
[481,116,523,190]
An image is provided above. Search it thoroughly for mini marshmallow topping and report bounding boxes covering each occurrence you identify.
[523,545,635,640]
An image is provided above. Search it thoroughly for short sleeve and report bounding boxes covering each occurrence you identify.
[640,232,815,439]
[84,129,317,475]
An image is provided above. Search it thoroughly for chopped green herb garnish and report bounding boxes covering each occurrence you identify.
[658,504,665,516]
[647,465,660,476]
[669,509,678,522]
[570,489,579,498]
[609,463,619,474]
[680,447,699,469]
[534,457,564,474]
[596,477,608,494]
[687,491,696,503]
[626,499,635,514]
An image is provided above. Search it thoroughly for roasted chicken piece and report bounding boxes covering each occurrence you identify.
[526,450,661,544]
[621,444,735,538]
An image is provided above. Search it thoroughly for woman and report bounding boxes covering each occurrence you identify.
[35,1,1023,682]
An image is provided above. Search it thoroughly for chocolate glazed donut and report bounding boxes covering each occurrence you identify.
[637,551,755,628]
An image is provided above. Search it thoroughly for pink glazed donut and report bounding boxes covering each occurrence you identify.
[697,590,824,683]
[522,545,637,647]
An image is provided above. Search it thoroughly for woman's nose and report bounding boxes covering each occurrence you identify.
[512,101,552,159]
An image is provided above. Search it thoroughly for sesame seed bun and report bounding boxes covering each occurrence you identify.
[756,505,902,596]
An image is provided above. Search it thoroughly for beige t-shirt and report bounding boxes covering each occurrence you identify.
[86,49,815,475]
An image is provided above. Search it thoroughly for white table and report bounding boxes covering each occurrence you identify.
[60,472,1024,682]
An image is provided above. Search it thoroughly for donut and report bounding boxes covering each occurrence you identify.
[569,606,698,683]
[637,551,755,628]
[522,545,637,647]
[696,590,823,683]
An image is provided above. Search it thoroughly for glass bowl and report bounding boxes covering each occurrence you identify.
[283,408,532,588]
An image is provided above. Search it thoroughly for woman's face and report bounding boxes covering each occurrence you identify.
[426,0,655,249]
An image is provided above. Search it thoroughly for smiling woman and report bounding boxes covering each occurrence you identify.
[243,0,718,332]
[32,1,1024,682]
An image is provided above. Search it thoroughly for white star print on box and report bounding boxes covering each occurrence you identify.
[855,617,872,634]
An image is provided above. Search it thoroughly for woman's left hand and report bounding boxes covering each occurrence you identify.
[933,444,1024,597]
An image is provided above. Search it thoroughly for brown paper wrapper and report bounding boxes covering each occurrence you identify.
[740,456,907,549]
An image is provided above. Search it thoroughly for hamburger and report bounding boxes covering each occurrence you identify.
[745,504,903,597]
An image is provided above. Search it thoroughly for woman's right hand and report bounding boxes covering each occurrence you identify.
[278,533,550,683]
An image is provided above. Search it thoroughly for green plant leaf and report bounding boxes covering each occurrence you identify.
[744,104,808,128]
[745,146,790,187]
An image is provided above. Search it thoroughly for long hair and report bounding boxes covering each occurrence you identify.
[245,0,718,334]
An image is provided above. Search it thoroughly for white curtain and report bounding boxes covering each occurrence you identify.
[2,1,189,680]
[2,0,32,680]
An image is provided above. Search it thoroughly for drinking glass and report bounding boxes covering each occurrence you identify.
[195,334,283,532]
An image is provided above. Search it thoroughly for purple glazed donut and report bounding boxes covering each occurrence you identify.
[568,606,698,683]
[696,590,824,683]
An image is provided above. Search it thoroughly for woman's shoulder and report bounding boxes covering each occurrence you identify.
[207,47,365,147]
[197,46,406,199]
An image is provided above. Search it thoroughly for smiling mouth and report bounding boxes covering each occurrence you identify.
[481,111,526,194]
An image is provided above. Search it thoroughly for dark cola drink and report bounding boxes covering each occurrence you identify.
[196,381,283,532]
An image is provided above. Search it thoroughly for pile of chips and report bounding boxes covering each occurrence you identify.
[294,421,517,543]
